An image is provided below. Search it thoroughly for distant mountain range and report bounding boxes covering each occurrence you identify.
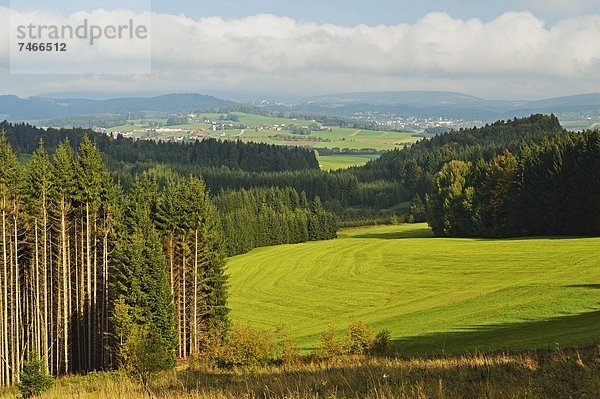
[1,91,599,122]
[270,91,600,120]
[0,93,234,121]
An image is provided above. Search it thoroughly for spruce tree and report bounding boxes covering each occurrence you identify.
[114,177,176,368]
[22,141,55,373]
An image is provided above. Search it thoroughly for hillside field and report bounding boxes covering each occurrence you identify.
[108,112,419,157]
[317,153,380,170]
[227,223,600,355]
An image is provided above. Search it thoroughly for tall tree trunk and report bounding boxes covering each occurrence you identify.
[48,226,54,376]
[1,205,8,385]
[9,226,15,385]
[169,234,174,295]
[14,213,21,383]
[42,207,49,372]
[34,222,41,365]
[74,222,80,372]
[182,248,187,359]
[193,229,198,354]
[86,204,91,371]
[79,220,85,372]
[92,215,97,370]
[176,242,182,359]
[67,226,72,372]
[56,234,62,375]
[102,227,109,369]
[61,197,69,374]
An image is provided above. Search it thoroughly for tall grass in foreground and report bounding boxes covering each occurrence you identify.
[2,347,599,398]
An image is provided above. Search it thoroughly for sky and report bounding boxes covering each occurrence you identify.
[0,0,599,100]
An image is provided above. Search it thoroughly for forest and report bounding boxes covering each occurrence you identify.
[426,130,600,237]
[1,121,319,172]
[0,132,336,386]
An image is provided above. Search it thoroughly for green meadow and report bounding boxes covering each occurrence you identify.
[317,154,380,170]
[227,223,600,355]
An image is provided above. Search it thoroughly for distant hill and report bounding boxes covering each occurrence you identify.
[2,91,600,123]
[307,91,485,106]
[0,93,235,121]
[268,91,600,121]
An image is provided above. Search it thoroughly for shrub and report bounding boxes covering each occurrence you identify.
[196,327,226,369]
[18,352,54,398]
[346,322,373,355]
[318,325,346,357]
[220,324,276,367]
[274,325,300,366]
[124,325,176,389]
[372,329,392,355]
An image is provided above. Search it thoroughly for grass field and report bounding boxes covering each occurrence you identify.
[318,154,380,170]
[227,224,600,355]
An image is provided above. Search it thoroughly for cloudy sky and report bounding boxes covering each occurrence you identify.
[0,0,599,100]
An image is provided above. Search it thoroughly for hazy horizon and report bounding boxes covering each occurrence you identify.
[15,89,600,104]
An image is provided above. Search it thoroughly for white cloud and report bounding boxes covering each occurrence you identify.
[0,7,599,98]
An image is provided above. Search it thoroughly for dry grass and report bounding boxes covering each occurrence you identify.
[3,347,599,398]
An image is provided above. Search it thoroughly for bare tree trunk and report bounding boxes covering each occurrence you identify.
[67,225,72,372]
[73,223,79,372]
[42,207,49,372]
[34,222,41,362]
[48,227,54,375]
[176,242,182,359]
[14,213,21,383]
[92,215,97,370]
[193,229,198,354]
[79,220,85,372]
[102,226,109,369]
[182,248,187,359]
[86,204,91,371]
[61,197,69,374]
[1,205,7,385]
[10,227,15,385]
[56,235,62,375]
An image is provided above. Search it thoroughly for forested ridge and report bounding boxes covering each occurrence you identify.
[351,114,566,200]
[112,115,568,212]
[426,129,600,237]
[1,121,319,172]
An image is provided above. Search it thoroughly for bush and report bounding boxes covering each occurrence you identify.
[18,352,53,398]
[195,327,226,369]
[220,324,276,368]
[346,322,373,355]
[124,325,176,389]
[318,325,346,357]
[372,329,392,355]
[274,325,300,366]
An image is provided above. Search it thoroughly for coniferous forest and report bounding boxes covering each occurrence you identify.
[0,131,333,385]
[426,129,600,237]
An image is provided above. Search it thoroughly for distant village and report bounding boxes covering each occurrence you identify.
[95,113,327,143]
